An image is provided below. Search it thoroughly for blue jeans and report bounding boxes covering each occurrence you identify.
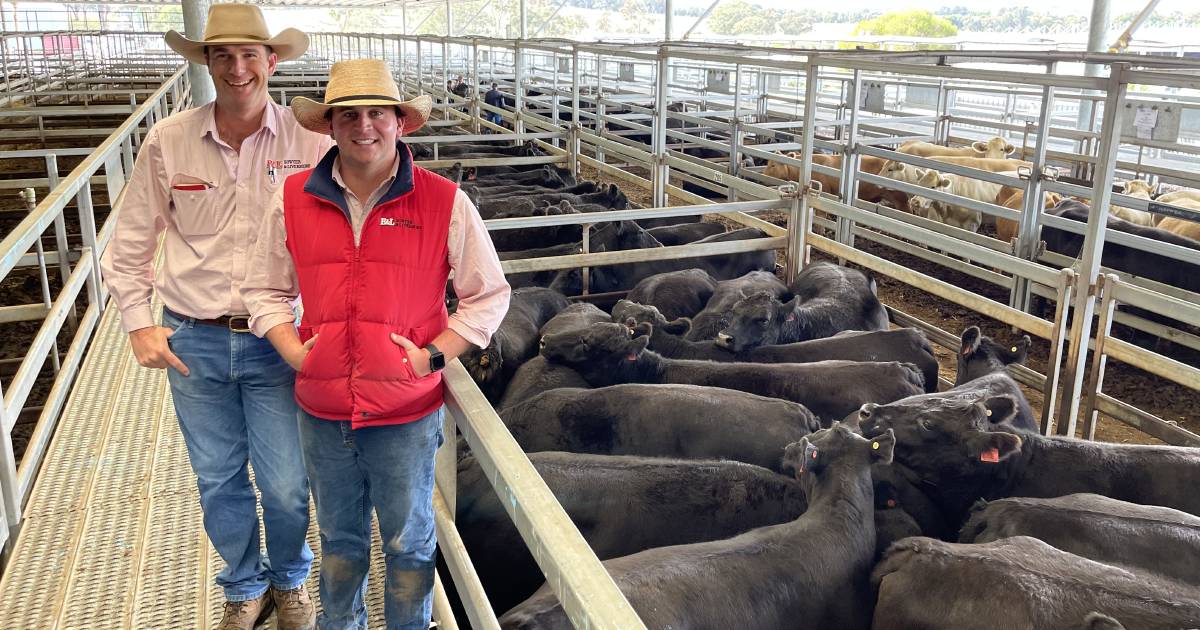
[163,308,313,601]
[299,407,444,630]
[487,111,503,125]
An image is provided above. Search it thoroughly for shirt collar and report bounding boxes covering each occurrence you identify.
[200,99,279,141]
[332,151,401,193]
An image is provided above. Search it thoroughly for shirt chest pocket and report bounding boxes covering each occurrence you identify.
[170,185,225,237]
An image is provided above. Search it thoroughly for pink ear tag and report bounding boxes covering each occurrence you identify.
[787,314,796,322]
[625,354,638,362]
[980,448,1000,463]
[886,499,896,508]
[961,346,971,356]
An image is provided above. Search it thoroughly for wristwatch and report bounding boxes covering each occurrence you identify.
[424,343,446,372]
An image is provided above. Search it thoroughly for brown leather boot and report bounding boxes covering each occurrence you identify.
[272,584,317,630]
[216,591,274,630]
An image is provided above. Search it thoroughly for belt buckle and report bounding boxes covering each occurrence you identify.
[227,316,252,333]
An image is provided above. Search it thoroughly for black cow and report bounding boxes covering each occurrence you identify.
[459,452,807,614]
[686,270,789,341]
[959,493,1200,587]
[461,287,568,403]
[501,384,820,471]
[489,201,583,252]
[538,302,609,338]
[858,394,1200,524]
[540,322,926,423]
[625,269,717,320]
[956,325,1031,385]
[872,536,1200,630]
[585,227,775,294]
[717,262,888,352]
[1043,198,1200,294]
[496,356,589,411]
[612,301,939,392]
[645,221,726,246]
[433,140,540,158]
[873,479,923,559]
[499,421,895,630]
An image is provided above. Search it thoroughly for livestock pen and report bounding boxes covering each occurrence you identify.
[0,23,1198,630]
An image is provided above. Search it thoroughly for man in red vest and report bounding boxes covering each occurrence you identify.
[242,59,510,629]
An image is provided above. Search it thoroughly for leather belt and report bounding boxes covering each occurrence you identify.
[167,308,252,333]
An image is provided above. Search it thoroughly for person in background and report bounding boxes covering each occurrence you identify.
[242,58,510,629]
[484,82,505,126]
[101,4,330,629]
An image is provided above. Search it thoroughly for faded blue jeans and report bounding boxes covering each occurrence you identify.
[298,407,444,630]
[163,307,313,601]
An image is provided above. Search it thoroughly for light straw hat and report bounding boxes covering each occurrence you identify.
[165,4,308,65]
[291,59,433,135]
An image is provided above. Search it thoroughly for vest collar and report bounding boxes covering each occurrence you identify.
[304,141,416,218]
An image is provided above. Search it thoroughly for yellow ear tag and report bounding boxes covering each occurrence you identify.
[985,409,993,417]
[1010,346,1018,352]
[872,441,880,450]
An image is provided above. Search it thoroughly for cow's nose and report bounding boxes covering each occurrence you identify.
[539,335,547,351]
[859,403,878,420]
[716,332,733,347]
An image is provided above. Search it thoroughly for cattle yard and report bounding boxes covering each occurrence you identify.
[0,23,1198,630]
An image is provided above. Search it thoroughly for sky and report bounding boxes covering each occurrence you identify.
[674,0,1197,13]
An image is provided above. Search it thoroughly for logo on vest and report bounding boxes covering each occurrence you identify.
[379,217,421,229]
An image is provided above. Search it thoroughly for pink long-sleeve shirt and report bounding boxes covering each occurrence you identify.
[241,152,511,349]
[101,100,334,332]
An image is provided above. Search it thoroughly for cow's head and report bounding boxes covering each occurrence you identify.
[611,300,691,336]
[857,394,1022,486]
[715,291,796,353]
[971,136,1016,158]
[880,159,910,179]
[906,169,951,217]
[1122,179,1154,198]
[461,337,504,386]
[764,159,792,180]
[955,325,1031,386]
[539,322,650,386]
[782,420,895,497]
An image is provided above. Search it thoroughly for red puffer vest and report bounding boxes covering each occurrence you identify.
[283,144,457,428]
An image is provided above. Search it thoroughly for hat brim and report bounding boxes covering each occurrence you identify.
[164,28,308,65]
[291,94,433,136]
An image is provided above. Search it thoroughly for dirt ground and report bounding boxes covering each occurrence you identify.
[579,163,1196,446]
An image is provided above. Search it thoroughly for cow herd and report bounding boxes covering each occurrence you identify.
[764,137,1200,293]
[429,140,1199,629]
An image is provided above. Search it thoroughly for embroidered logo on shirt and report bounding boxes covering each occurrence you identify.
[379,217,422,229]
[266,160,281,185]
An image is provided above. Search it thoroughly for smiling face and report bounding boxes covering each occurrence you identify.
[206,45,276,109]
[330,105,403,171]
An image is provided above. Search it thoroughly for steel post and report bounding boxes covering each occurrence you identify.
[795,59,821,271]
[1010,63,1058,314]
[652,49,670,207]
[1056,63,1128,437]
[181,0,214,106]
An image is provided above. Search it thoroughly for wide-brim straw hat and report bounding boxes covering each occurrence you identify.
[165,4,308,65]
[291,59,433,135]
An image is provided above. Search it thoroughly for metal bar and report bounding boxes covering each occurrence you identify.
[432,488,501,630]
[442,362,646,629]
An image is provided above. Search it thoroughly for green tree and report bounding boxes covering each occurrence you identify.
[778,13,812,35]
[707,0,755,35]
[853,9,958,38]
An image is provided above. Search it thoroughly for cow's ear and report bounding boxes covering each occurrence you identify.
[960,326,982,358]
[867,429,895,465]
[627,334,650,357]
[937,176,952,188]
[980,396,1017,426]
[971,141,988,152]
[1004,143,1015,154]
[664,317,691,335]
[972,431,1022,463]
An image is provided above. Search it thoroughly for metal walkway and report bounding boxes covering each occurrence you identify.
[0,300,394,628]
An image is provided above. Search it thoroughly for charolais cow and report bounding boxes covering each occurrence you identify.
[499,421,896,630]
[717,262,888,352]
[461,287,569,403]
[501,384,819,471]
[686,270,789,341]
[540,322,925,423]
[613,301,938,392]
[625,269,718,320]
[960,493,1200,586]
[871,536,1200,630]
[898,136,1015,159]
[857,393,1200,523]
[764,153,908,209]
[459,452,807,614]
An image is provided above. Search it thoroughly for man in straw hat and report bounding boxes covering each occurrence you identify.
[102,4,330,629]
[242,59,510,628]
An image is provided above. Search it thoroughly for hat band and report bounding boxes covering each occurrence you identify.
[326,94,402,105]
[205,33,270,42]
